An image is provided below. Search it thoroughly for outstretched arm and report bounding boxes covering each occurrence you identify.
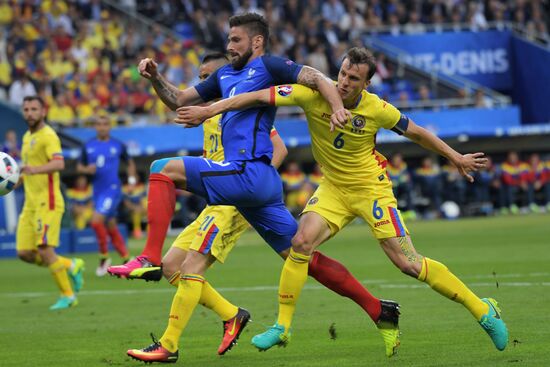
[138,58,203,110]
[174,89,272,126]
[404,119,487,182]
[296,66,350,129]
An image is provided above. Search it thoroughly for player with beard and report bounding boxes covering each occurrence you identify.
[16,96,84,310]
[119,13,400,363]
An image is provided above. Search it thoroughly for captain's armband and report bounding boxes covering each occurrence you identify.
[391,114,409,135]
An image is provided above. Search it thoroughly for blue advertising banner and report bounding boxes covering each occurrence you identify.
[373,31,513,90]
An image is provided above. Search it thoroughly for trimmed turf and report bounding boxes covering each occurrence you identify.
[1,214,549,366]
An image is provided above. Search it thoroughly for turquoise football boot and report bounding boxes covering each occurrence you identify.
[251,323,290,351]
[49,296,78,310]
[69,258,85,293]
[479,298,508,351]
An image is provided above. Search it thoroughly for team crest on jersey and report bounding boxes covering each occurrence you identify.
[352,116,366,129]
[30,138,36,148]
[308,196,318,205]
[110,147,117,155]
[277,85,293,97]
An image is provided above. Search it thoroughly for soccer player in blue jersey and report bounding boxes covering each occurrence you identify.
[123,13,399,363]
[77,115,137,276]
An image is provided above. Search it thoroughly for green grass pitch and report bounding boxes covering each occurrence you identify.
[1,214,549,366]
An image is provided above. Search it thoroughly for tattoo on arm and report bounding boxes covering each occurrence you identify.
[151,75,180,110]
[297,66,325,89]
[398,236,422,263]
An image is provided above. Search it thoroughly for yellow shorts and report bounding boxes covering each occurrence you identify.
[16,208,64,250]
[302,179,409,240]
[171,205,249,263]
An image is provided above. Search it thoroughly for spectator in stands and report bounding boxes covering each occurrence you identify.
[66,175,94,230]
[499,151,529,214]
[442,163,467,206]
[414,156,442,215]
[404,11,426,34]
[472,156,499,214]
[281,161,308,216]
[474,89,494,108]
[387,153,416,217]
[1,129,21,162]
[307,163,324,189]
[8,73,36,106]
[525,153,550,211]
[48,93,76,127]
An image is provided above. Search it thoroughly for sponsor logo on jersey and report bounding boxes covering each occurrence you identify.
[374,219,390,227]
[321,112,331,120]
[352,115,366,129]
[277,85,293,97]
[248,68,256,77]
[220,75,231,80]
[285,60,294,65]
[308,197,319,205]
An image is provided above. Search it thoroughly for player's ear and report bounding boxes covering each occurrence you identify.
[252,35,263,50]
[364,79,371,90]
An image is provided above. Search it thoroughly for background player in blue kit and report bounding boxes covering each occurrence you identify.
[77,115,137,276]
[122,13,398,364]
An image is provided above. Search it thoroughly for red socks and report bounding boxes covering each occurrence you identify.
[107,226,129,258]
[141,173,176,265]
[308,251,382,322]
[91,221,108,255]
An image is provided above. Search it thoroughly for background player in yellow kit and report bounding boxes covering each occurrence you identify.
[177,47,509,355]
[16,96,84,310]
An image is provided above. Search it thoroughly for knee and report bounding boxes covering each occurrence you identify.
[150,158,178,176]
[162,258,181,280]
[291,232,314,255]
[17,250,35,264]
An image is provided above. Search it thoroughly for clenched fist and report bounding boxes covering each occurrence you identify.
[137,58,159,80]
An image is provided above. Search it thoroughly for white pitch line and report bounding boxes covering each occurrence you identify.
[1,273,549,299]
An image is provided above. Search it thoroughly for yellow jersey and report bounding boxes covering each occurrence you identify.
[271,84,403,188]
[21,125,65,211]
[203,114,224,162]
[202,114,279,162]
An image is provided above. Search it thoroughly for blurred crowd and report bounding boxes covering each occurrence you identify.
[280,152,550,220]
[2,1,548,127]
[0,0,207,126]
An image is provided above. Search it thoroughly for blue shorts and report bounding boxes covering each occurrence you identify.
[183,156,297,253]
[93,188,122,218]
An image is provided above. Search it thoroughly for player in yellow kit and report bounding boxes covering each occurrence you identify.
[16,96,84,310]
[177,47,509,355]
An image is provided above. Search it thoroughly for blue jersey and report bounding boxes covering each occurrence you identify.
[195,55,302,162]
[81,138,129,193]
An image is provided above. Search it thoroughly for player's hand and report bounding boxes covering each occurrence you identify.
[174,106,209,127]
[87,164,97,175]
[20,165,35,175]
[137,58,159,80]
[455,152,488,183]
[330,108,352,132]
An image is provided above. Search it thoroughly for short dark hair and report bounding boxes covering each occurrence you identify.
[22,95,45,107]
[229,13,269,48]
[202,52,229,64]
[343,47,377,81]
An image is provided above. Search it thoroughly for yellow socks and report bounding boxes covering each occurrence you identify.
[48,258,74,297]
[160,274,204,352]
[58,256,73,271]
[166,271,237,321]
[418,257,488,320]
[199,281,239,321]
[167,271,180,287]
[277,248,310,330]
